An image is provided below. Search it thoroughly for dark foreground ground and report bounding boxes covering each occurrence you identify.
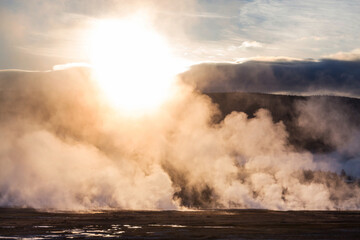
[1,208,360,239]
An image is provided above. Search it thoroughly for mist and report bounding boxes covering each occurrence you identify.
[0,67,359,210]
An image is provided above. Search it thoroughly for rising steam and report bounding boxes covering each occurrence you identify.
[0,67,359,210]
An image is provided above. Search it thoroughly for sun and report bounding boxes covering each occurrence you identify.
[88,17,183,115]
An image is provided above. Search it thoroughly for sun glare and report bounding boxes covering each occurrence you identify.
[88,17,184,115]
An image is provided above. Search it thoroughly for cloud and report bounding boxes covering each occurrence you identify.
[2,0,360,69]
[52,62,91,70]
[179,12,236,19]
[323,48,360,61]
[239,41,263,49]
[158,1,360,63]
[236,1,360,56]
[180,59,360,97]
[0,0,198,70]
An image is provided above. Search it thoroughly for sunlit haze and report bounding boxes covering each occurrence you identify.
[1,0,360,216]
[88,17,187,114]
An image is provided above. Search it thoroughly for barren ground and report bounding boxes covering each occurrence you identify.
[1,208,359,239]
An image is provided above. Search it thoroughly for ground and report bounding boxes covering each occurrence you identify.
[1,208,360,239]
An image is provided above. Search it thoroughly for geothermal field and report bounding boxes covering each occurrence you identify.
[0,66,360,239]
[1,1,360,239]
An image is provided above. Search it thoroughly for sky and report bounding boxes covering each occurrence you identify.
[1,0,360,70]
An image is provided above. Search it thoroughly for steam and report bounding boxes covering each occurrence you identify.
[296,97,360,177]
[0,67,359,210]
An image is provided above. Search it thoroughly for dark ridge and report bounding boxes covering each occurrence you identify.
[205,92,360,153]
[180,60,360,95]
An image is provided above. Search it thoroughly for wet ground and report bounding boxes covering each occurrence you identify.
[0,208,359,239]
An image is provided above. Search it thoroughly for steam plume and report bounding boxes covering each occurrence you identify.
[0,67,359,210]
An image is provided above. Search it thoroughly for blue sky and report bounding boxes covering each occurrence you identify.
[1,0,360,70]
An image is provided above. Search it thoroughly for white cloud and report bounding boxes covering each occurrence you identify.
[239,41,263,49]
[52,62,91,71]
[323,49,360,61]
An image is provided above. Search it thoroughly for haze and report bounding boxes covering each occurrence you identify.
[0,0,359,210]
